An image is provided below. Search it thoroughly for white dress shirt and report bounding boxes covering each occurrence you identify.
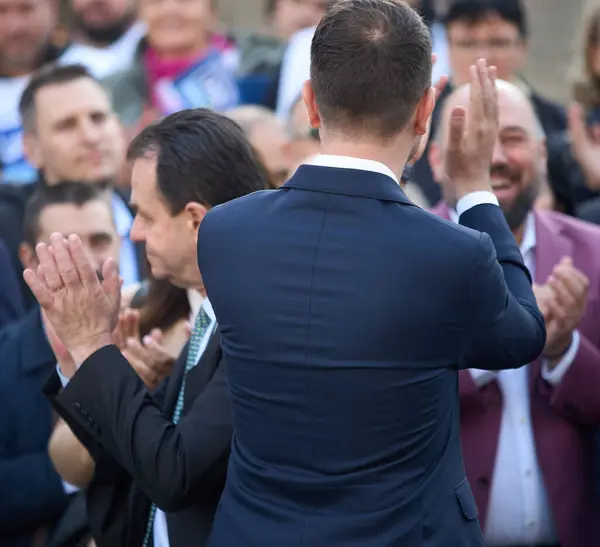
[57,298,216,547]
[448,210,579,546]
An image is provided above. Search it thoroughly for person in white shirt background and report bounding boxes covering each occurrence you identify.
[59,0,146,79]
[429,79,600,547]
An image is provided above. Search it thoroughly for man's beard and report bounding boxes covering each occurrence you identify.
[73,12,136,45]
[500,176,540,231]
[443,167,541,231]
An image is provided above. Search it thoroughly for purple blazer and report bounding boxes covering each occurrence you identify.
[431,201,600,547]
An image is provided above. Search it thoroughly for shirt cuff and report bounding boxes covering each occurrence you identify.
[456,191,500,217]
[56,363,70,388]
[469,368,498,387]
[541,330,581,386]
[62,481,79,495]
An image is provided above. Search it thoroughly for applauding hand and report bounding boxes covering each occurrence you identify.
[24,233,120,372]
[543,257,588,364]
[114,308,182,390]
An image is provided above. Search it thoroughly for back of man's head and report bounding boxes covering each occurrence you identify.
[127,108,269,215]
[310,0,432,138]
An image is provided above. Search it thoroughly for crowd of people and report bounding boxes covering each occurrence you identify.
[0,0,599,546]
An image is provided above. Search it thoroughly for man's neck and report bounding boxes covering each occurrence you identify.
[319,139,411,182]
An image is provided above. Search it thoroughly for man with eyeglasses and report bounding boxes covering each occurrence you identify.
[411,0,567,206]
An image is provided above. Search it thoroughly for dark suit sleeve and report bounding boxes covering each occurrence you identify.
[0,238,23,327]
[52,345,232,512]
[458,204,546,370]
[0,370,68,530]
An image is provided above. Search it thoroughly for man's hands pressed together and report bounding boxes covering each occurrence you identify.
[24,233,120,372]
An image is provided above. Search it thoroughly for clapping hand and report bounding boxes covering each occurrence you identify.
[24,234,120,373]
[114,308,181,390]
[445,59,498,198]
[543,257,588,363]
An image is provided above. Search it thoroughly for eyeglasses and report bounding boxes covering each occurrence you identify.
[451,38,520,52]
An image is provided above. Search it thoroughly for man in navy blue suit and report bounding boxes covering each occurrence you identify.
[196,1,545,546]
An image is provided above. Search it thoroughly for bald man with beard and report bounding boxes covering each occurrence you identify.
[429,80,600,547]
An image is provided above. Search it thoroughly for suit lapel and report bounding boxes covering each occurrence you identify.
[162,345,189,417]
[533,212,573,285]
[183,329,221,413]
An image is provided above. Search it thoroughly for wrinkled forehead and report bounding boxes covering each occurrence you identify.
[439,82,540,144]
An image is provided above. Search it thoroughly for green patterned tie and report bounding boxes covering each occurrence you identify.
[141,307,214,546]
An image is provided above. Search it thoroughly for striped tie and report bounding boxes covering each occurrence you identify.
[141,307,213,546]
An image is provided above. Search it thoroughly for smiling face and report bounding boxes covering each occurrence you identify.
[430,80,546,231]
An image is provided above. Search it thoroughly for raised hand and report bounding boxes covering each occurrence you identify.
[23,233,121,371]
[445,59,498,199]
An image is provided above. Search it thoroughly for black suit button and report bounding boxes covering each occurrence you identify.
[477,477,489,488]
[91,425,101,435]
[72,402,82,412]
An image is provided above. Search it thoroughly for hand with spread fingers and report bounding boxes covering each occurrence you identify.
[543,257,589,365]
[445,58,499,198]
[23,233,121,373]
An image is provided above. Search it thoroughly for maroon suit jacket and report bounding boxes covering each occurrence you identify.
[431,202,600,547]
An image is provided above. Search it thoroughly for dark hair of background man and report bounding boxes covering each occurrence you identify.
[127,108,270,214]
[23,181,110,248]
[19,63,98,133]
[443,0,528,40]
[309,0,432,138]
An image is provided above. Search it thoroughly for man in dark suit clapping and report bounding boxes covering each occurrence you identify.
[38,109,269,547]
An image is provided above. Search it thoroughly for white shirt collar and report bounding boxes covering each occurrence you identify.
[303,154,399,185]
[449,209,536,257]
[186,290,216,323]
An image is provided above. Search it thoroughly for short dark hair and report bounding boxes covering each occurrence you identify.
[19,63,100,132]
[310,0,432,138]
[127,108,269,215]
[23,182,111,247]
[443,0,527,40]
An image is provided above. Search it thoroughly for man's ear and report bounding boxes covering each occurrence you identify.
[19,242,37,272]
[413,87,436,137]
[302,80,321,129]
[23,133,43,170]
[184,202,209,232]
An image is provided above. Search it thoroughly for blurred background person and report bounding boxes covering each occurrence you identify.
[0,182,120,547]
[59,0,145,78]
[0,0,61,183]
[103,0,239,136]
[430,80,600,547]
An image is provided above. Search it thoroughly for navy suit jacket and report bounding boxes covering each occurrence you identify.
[197,165,546,547]
[0,237,23,328]
[0,308,70,547]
